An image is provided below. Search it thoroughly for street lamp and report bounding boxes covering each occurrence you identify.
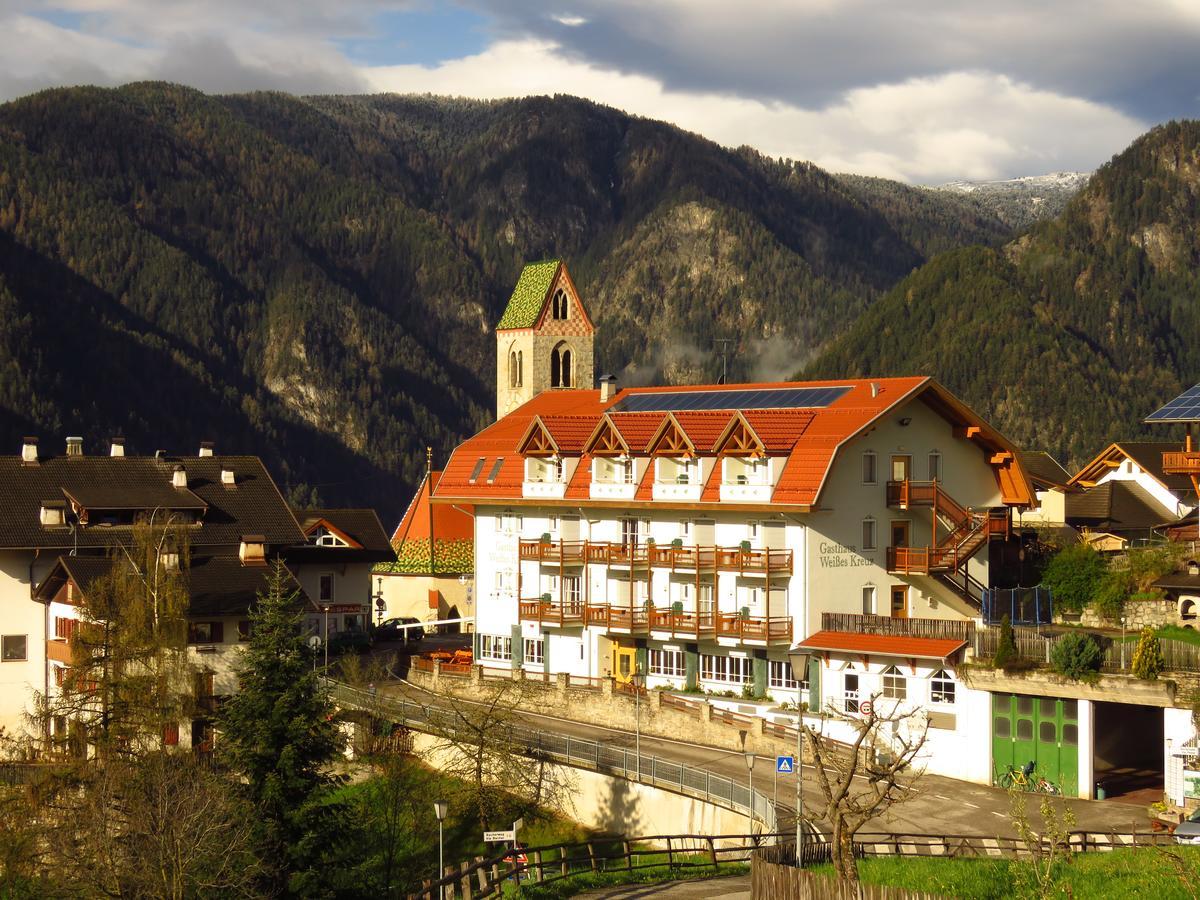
[788,646,812,867]
[744,751,757,831]
[632,664,644,780]
[321,604,330,670]
[433,800,448,895]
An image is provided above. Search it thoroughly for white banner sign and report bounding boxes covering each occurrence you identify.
[484,830,516,842]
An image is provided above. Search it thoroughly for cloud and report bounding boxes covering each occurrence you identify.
[472,0,1200,122]
[366,39,1144,182]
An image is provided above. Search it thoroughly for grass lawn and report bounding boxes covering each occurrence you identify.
[1113,624,1200,646]
[332,758,599,891]
[804,846,1200,898]
[501,857,749,898]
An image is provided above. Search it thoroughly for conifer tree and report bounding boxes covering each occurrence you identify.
[994,615,1017,671]
[219,560,354,896]
[1132,626,1166,680]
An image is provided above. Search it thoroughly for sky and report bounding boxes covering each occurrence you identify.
[2,1,1197,184]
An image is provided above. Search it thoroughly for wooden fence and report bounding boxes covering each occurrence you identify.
[408,827,1180,899]
[971,626,1200,673]
[821,613,975,641]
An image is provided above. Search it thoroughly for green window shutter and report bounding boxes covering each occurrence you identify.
[636,644,649,678]
[544,636,551,675]
[511,624,523,669]
[807,659,820,712]
[752,653,767,698]
[685,644,699,690]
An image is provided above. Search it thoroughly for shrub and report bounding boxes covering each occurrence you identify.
[1127,544,1186,591]
[1132,627,1166,680]
[994,616,1017,670]
[1041,544,1106,612]
[1050,632,1102,681]
[1091,569,1132,622]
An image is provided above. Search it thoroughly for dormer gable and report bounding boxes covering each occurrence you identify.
[713,412,766,458]
[304,519,362,549]
[517,416,560,457]
[646,413,696,458]
[584,415,630,457]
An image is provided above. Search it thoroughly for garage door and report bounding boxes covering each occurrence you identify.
[992,693,1079,796]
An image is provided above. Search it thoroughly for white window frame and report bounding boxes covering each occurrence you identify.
[479,634,513,661]
[769,659,808,691]
[523,637,544,665]
[862,585,877,615]
[862,451,877,485]
[930,669,956,705]
[882,664,907,700]
[319,573,335,603]
[862,517,877,551]
[1,634,28,662]
[928,451,942,482]
[700,653,752,685]
[649,648,685,678]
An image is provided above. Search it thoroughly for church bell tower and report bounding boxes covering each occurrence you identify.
[495,259,595,419]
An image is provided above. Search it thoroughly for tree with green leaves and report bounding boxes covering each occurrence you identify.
[219,560,358,897]
[994,615,1018,671]
[38,514,192,759]
[1050,632,1102,681]
[1133,626,1166,680]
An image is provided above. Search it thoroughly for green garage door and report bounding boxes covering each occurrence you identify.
[992,693,1078,796]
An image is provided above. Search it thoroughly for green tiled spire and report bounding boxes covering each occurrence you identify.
[496,259,561,329]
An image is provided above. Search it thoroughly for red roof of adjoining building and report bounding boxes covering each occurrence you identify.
[391,471,475,544]
[798,630,967,661]
[671,411,740,453]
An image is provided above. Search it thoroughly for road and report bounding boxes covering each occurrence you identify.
[375,679,1149,839]
[575,875,751,899]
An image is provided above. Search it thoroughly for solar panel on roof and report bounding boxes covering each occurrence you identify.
[1146,384,1200,422]
[617,385,852,413]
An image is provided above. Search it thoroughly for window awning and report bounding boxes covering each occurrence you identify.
[798,630,967,662]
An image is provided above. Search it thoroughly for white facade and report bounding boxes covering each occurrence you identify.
[0,551,51,737]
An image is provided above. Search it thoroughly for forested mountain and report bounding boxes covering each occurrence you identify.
[933,172,1090,230]
[0,83,1010,516]
[807,121,1200,468]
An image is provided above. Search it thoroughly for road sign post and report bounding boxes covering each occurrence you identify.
[484,830,516,842]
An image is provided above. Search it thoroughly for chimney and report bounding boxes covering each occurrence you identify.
[65,436,83,457]
[599,374,618,403]
[20,437,38,464]
[172,465,188,489]
[870,382,880,398]
[221,468,236,486]
[239,535,267,567]
[109,437,126,458]
[198,441,214,457]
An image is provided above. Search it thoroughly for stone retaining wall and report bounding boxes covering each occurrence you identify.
[407,664,812,761]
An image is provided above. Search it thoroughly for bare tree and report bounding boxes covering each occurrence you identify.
[1008,786,1076,899]
[803,695,928,882]
[424,679,575,832]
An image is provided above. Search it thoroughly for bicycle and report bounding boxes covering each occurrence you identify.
[997,761,1036,791]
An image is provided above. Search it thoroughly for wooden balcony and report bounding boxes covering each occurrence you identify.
[648,607,716,638]
[584,603,649,632]
[1163,451,1200,476]
[520,539,792,575]
[518,539,587,565]
[518,599,586,626]
[715,612,793,644]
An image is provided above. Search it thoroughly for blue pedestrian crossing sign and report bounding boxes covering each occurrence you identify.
[776,755,795,773]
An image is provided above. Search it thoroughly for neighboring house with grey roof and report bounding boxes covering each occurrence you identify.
[0,435,391,749]
[1069,441,1193,519]
[1015,450,1073,526]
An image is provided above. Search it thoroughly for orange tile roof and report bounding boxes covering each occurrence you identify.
[798,630,967,660]
[391,471,474,543]
[564,454,593,500]
[432,376,1034,509]
[540,415,602,453]
[609,412,664,452]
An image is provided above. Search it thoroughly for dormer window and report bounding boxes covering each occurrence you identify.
[525,457,564,484]
[239,535,267,567]
[311,527,349,548]
[40,501,66,527]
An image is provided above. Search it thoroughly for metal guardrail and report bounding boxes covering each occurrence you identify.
[327,680,779,834]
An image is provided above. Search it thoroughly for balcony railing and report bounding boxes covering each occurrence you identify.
[580,603,790,643]
[518,539,792,575]
[1163,451,1200,475]
[518,599,586,626]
